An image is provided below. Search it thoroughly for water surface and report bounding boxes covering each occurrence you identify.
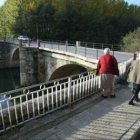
[0,68,20,94]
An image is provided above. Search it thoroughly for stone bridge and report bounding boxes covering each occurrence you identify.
[0,41,133,87]
[0,41,19,68]
[20,46,99,86]
[0,41,99,86]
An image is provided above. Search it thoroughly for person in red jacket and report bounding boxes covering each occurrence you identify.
[96,48,119,98]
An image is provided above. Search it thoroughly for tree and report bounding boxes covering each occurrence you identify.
[121,27,140,52]
[0,0,140,44]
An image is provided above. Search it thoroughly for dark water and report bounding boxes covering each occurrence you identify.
[0,68,20,93]
[135,133,140,140]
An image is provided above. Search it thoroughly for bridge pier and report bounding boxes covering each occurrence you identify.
[19,47,39,86]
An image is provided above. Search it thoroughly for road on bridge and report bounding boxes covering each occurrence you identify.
[38,41,133,63]
[20,40,133,63]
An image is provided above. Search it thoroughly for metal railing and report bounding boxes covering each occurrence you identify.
[0,40,132,62]
[40,40,122,60]
[0,72,101,133]
[39,40,133,63]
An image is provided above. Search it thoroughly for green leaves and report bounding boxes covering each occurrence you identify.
[0,0,140,45]
[121,27,140,52]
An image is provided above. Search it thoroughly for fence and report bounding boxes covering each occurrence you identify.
[0,39,128,61]
[40,40,122,60]
[0,72,101,133]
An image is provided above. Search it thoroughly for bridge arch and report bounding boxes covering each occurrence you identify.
[49,64,87,81]
[10,48,20,67]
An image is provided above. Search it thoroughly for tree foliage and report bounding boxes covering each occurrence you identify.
[0,0,140,44]
[121,27,140,52]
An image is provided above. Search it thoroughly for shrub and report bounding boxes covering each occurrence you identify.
[121,27,140,52]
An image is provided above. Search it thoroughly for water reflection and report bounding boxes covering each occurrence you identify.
[0,68,20,93]
[0,68,20,107]
[0,95,12,109]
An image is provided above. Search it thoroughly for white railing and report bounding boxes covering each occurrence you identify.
[0,72,100,133]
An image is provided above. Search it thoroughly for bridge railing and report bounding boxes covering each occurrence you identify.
[39,40,130,62]
[0,72,101,133]
[1,40,132,62]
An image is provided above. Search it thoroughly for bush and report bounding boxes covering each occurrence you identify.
[121,27,140,52]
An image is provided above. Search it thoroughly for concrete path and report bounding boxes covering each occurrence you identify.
[1,85,140,140]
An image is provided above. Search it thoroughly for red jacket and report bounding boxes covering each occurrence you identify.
[96,54,119,76]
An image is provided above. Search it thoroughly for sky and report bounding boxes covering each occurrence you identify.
[0,0,140,6]
[0,0,6,6]
[124,0,140,6]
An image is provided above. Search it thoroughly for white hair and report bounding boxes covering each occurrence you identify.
[104,48,110,55]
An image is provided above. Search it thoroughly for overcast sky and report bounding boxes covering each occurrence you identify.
[0,0,140,7]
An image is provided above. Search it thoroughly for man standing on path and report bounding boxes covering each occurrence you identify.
[96,48,119,98]
[127,52,140,105]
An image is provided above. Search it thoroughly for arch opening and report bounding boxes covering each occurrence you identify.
[49,64,87,81]
[11,48,20,67]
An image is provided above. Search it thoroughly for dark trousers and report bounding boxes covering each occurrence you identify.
[130,83,140,102]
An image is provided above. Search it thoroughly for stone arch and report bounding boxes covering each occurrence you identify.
[10,48,20,67]
[49,64,87,81]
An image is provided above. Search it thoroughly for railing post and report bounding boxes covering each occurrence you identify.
[75,45,77,54]
[65,40,68,52]
[18,40,22,48]
[102,43,104,49]
[112,44,114,56]
[75,41,78,54]
[51,41,53,49]
[96,49,98,59]
[68,77,72,106]
[93,43,94,57]
[58,41,60,50]
[28,39,31,47]
[93,43,94,48]
[85,43,87,57]
[37,39,40,48]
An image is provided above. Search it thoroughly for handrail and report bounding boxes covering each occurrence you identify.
[0,40,133,60]
[0,71,89,96]
[0,72,100,133]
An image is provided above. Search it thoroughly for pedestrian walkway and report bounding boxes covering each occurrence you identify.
[1,85,140,140]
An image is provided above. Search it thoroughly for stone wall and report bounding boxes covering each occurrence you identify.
[0,42,19,68]
[19,47,97,86]
[20,47,39,86]
[38,50,71,82]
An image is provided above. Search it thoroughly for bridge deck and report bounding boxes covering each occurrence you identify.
[1,85,140,140]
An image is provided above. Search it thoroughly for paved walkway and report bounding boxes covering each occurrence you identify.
[1,85,140,140]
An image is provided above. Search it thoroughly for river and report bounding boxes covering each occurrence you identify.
[0,68,20,94]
